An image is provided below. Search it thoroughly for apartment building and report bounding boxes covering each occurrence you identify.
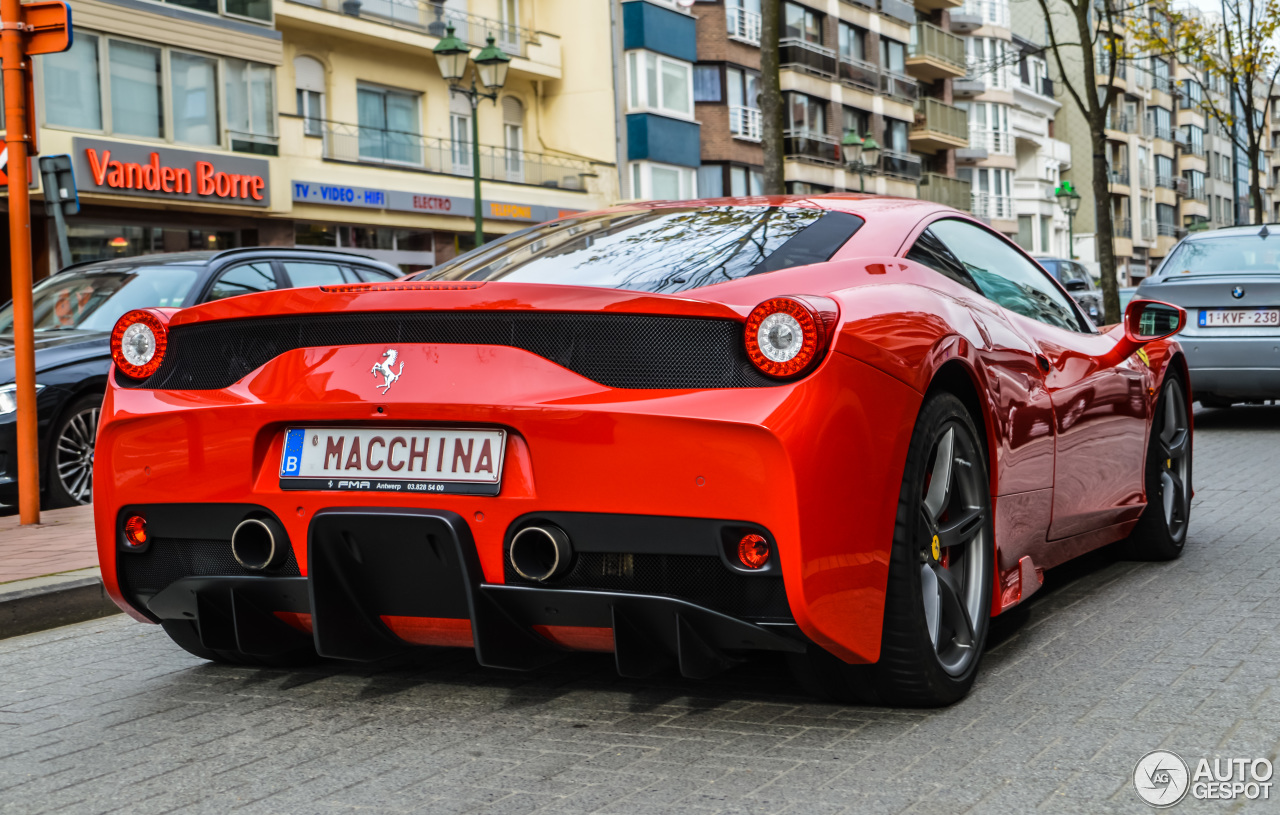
[682,0,971,206]
[8,0,620,280]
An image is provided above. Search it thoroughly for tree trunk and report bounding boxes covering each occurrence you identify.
[760,0,785,195]
[1091,125,1122,324]
[1249,142,1265,223]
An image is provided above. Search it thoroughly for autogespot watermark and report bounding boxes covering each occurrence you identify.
[1133,750,1274,807]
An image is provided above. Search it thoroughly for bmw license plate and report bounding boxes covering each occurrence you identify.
[278,427,506,495]
[1199,308,1280,327]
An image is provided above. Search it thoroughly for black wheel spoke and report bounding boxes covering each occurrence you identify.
[937,506,985,550]
[920,563,941,647]
[922,428,954,523]
[935,566,975,649]
[1161,427,1189,459]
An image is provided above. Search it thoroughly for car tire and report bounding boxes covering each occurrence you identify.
[789,391,994,707]
[46,393,103,509]
[1123,376,1192,561]
[1197,394,1233,409]
[160,620,319,668]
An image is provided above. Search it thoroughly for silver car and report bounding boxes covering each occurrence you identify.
[1138,225,1280,407]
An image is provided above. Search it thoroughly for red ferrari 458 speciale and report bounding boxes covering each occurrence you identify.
[95,196,1192,705]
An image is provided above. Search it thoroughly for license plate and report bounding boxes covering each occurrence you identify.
[1199,308,1280,327]
[278,427,506,495]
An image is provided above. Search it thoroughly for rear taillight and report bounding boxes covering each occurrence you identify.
[123,515,148,547]
[111,309,170,380]
[743,296,834,378]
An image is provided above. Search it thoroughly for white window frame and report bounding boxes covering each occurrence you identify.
[626,50,695,120]
[629,160,697,201]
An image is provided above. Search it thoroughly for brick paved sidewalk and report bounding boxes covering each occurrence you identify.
[0,505,97,584]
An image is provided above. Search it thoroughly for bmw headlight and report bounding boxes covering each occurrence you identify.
[0,384,45,415]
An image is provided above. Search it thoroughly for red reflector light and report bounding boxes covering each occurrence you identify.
[744,296,834,378]
[123,515,147,547]
[318,281,486,293]
[110,309,169,380]
[737,534,769,569]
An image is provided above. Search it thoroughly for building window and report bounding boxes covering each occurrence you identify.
[224,0,271,21]
[726,66,761,139]
[883,117,909,153]
[838,22,867,63]
[358,84,422,165]
[503,96,524,180]
[843,106,869,139]
[783,2,822,44]
[295,55,325,137]
[171,51,219,146]
[630,160,697,200]
[694,64,722,102]
[110,40,164,139]
[880,37,906,75]
[225,58,277,153]
[42,33,101,130]
[449,92,471,173]
[785,91,826,135]
[697,162,763,198]
[627,50,693,118]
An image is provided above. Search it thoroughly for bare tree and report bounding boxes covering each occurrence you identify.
[760,0,785,195]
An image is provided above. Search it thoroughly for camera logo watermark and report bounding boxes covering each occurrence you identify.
[1134,752,1274,807]
[1134,751,1190,807]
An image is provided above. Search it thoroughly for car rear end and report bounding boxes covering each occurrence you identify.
[1140,228,1280,402]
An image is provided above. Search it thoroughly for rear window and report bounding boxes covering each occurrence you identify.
[419,206,863,295]
[1162,235,1280,276]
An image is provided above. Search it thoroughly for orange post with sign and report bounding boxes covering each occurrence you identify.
[3,0,71,525]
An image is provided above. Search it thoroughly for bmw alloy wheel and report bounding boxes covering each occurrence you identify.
[55,405,98,504]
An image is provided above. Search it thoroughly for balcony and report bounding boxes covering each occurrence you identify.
[1156,174,1177,190]
[913,0,963,10]
[953,76,986,97]
[1105,113,1133,134]
[321,121,589,189]
[879,0,916,25]
[784,128,841,165]
[1157,222,1180,237]
[919,173,972,210]
[726,6,761,46]
[781,38,837,80]
[907,23,966,81]
[1096,56,1126,82]
[881,71,920,104]
[881,150,923,181]
[969,128,1014,155]
[1114,217,1132,238]
[1108,168,1130,188]
[1173,129,1191,150]
[952,0,1009,31]
[971,192,1015,221]
[294,0,536,58]
[911,98,969,152]
[1152,124,1173,142]
[840,57,880,93]
[729,106,762,142]
[1188,184,1207,201]
[1154,76,1173,95]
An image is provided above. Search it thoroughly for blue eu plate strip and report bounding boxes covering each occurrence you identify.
[280,428,304,476]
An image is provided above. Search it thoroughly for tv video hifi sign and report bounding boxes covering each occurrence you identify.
[72,138,271,208]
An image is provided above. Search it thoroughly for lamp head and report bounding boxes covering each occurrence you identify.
[433,23,471,83]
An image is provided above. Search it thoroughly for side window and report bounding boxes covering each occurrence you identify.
[928,219,1088,332]
[352,266,397,281]
[905,228,981,294]
[204,262,279,302]
[281,261,347,288]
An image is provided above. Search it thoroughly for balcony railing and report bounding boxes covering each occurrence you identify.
[726,6,762,46]
[840,57,880,92]
[295,0,536,58]
[1109,168,1130,186]
[321,121,589,188]
[784,128,841,164]
[1096,56,1126,80]
[910,23,965,73]
[1105,113,1133,132]
[879,0,916,25]
[1174,177,1189,196]
[1156,174,1177,190]
[781,38,837,79]
[971,192,1015,220]
[1188,184,1207,201]
[1154,76,1173,94]
[1157,222,1178,236]
[729,106,762,142]
[919,173,971,211]
[882,70,920,104]
[1114,217,1132,238]
[970,128,1014,154]
[881,149,923,181]
[1152,124,1173,141]
[958,0,1010,27]
[915,98,969,142]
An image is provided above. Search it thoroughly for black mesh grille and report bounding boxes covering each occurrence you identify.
[121,312,779,391]
[504,553,791,621]
[118,537,301,599]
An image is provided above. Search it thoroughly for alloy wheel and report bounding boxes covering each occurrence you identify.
[1158,387,1191,538]
[55,406,98,504]
[918,423,990,677]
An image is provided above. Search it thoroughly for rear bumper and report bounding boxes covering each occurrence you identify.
[130,507,806,677]
[1180,334,1280,398]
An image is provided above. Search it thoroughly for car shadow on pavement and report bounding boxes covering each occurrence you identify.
[1192,403,1280,430]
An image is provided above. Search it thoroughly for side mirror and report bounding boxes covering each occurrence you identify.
[1102,299,1186,366]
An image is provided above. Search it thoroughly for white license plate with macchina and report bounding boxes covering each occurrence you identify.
[1199,308,1280,327]
[279,427,506,495]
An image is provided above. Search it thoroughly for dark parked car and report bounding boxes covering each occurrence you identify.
[0,248,400,507]
[1034,256,1104,324]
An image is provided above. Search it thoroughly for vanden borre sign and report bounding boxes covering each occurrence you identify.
[72,138,271,207]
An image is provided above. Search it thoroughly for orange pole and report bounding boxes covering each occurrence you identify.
[2,0,40,525]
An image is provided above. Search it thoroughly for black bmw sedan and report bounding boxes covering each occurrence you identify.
[0,248,400,508]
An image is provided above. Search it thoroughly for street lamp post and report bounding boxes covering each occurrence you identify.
[1055,181,1082,259]
[433,25,511,249]
[841,132,880,193]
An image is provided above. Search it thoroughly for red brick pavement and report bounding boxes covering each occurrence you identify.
[0,505,98,583]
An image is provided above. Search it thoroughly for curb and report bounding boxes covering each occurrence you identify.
[0,570,122,640]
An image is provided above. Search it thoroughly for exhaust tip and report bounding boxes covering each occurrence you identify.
[509,524,573,583]
[231,517,288,571]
